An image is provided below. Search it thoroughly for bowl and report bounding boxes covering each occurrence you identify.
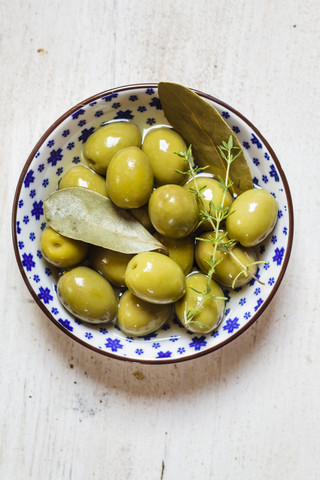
[12,83,294,364]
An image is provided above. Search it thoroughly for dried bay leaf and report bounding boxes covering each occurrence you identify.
[44,188,165,254]
[158,82,253,196]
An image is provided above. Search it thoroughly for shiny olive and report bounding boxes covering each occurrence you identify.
[90,247,134,287]
[148,184,199,238]
[57,266,118,324]
[154,233,194,275]
[175,272,225,333]
[130,204,154,231]
[40,226,88,268]
[117,290,172,336]
[195,231,257,288]
[59,165,108,196]
[184,175,233,230]
[106,146,154,208]
[83,121,142,174]
[141,127,188,185]
[226,188,278,246]
[125,252,186,304]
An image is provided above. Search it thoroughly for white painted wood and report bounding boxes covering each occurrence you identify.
[1,0,319,478]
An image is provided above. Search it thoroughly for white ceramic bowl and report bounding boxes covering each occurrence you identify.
[12,84,293,364]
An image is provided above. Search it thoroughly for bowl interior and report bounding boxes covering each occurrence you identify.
[12,84,293,363]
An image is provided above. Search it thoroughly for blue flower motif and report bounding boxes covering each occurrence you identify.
[135,348,144,355]
[72,156,80,164]
[283,227,288,235]
[269,164,279,182]
[189,336,207,351]
[37,250,42,258]
[129,95,138,101]
[103,93,118,102]
[223,317,240,334]
[252,158,260,166]
[232,126,240,133]
[268,277,275,286]
[78,120,86,127]
[22,253,35,271]
[243,141,250,150]
[18,199,24,208]
[143,332,158,340]
[47,148,63,166]
[35,152,40,158]
[33,274,40,283]
[31,200,43,220]
[152,342,161,349]
[156,351,172,358]
[18,241,24,249]
[146,118,156,125]
[56,167,64,176]
[47,139,55,148]
[29,232,36,241]
[251,133,262,149]
[23,215,29,224]
[58,318,73,331]
[259,245,265,254]
[125,337,133,343]
[24,170,35,188]
[263,262,270,270]
[177,347,185,354]
[254,287,261,295]
[38,164,45,172]
[99,328,108,334]
[273,247,284,265]
[51,307,59,315]
[244,312,251,319]
[262,175,268,183]
[169,336,179,342]
[89,101,97,106]
[105,337,123,352]
[72,108,85,119]
[271,235,277,244]
[114,109,134,120]
[212,330,219,338]
[67,142,75,150]
[30,189,36,198]
[146,88,154,95]
[239,298,246,306]
[78,127,95,143]
[112,102,121,109]
[95,110,103,117]
[42,178,49,188]
[253,177,259,185]
[278,209,283,219]
[254,298,263,311]
[38,287,53,304]
[264,152,270,160]
[41,222,46,231]
[62,129,70,137]
[45,267,51,277]
[85,332,93,339]
[221,111,230,118]
[149,97,162,110]
[16,221,21,234]
[137,106,146,112]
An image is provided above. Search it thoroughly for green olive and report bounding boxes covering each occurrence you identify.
[57,266,118,324]
[175,272,225,333]
[106,146,154,208]
[40,226,88,268]
[117,290,172,336]
[226,188,278,246]
[141,127,188,185]
[130,204,154,231]
[125,252,186,304]
[195,232,257,288]
[90,247,134,287]
[154,233,194,275]
[83,121,142,174]
[148,184,199,238]
[184,175,233,230]
[59,165,108,196]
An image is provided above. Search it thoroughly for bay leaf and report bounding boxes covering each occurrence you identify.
[158,82,253,196]
[44,187,166,254]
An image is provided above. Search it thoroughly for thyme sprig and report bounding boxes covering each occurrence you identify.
[175,135,264,327]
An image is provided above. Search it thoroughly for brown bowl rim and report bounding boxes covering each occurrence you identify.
[12,83,294,365]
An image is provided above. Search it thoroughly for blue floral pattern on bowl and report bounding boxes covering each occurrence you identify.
[12,84,293,364]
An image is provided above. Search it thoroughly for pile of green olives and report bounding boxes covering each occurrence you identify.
[41,120,278,336]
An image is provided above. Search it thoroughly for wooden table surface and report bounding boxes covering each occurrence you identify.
[1,1,319,479]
